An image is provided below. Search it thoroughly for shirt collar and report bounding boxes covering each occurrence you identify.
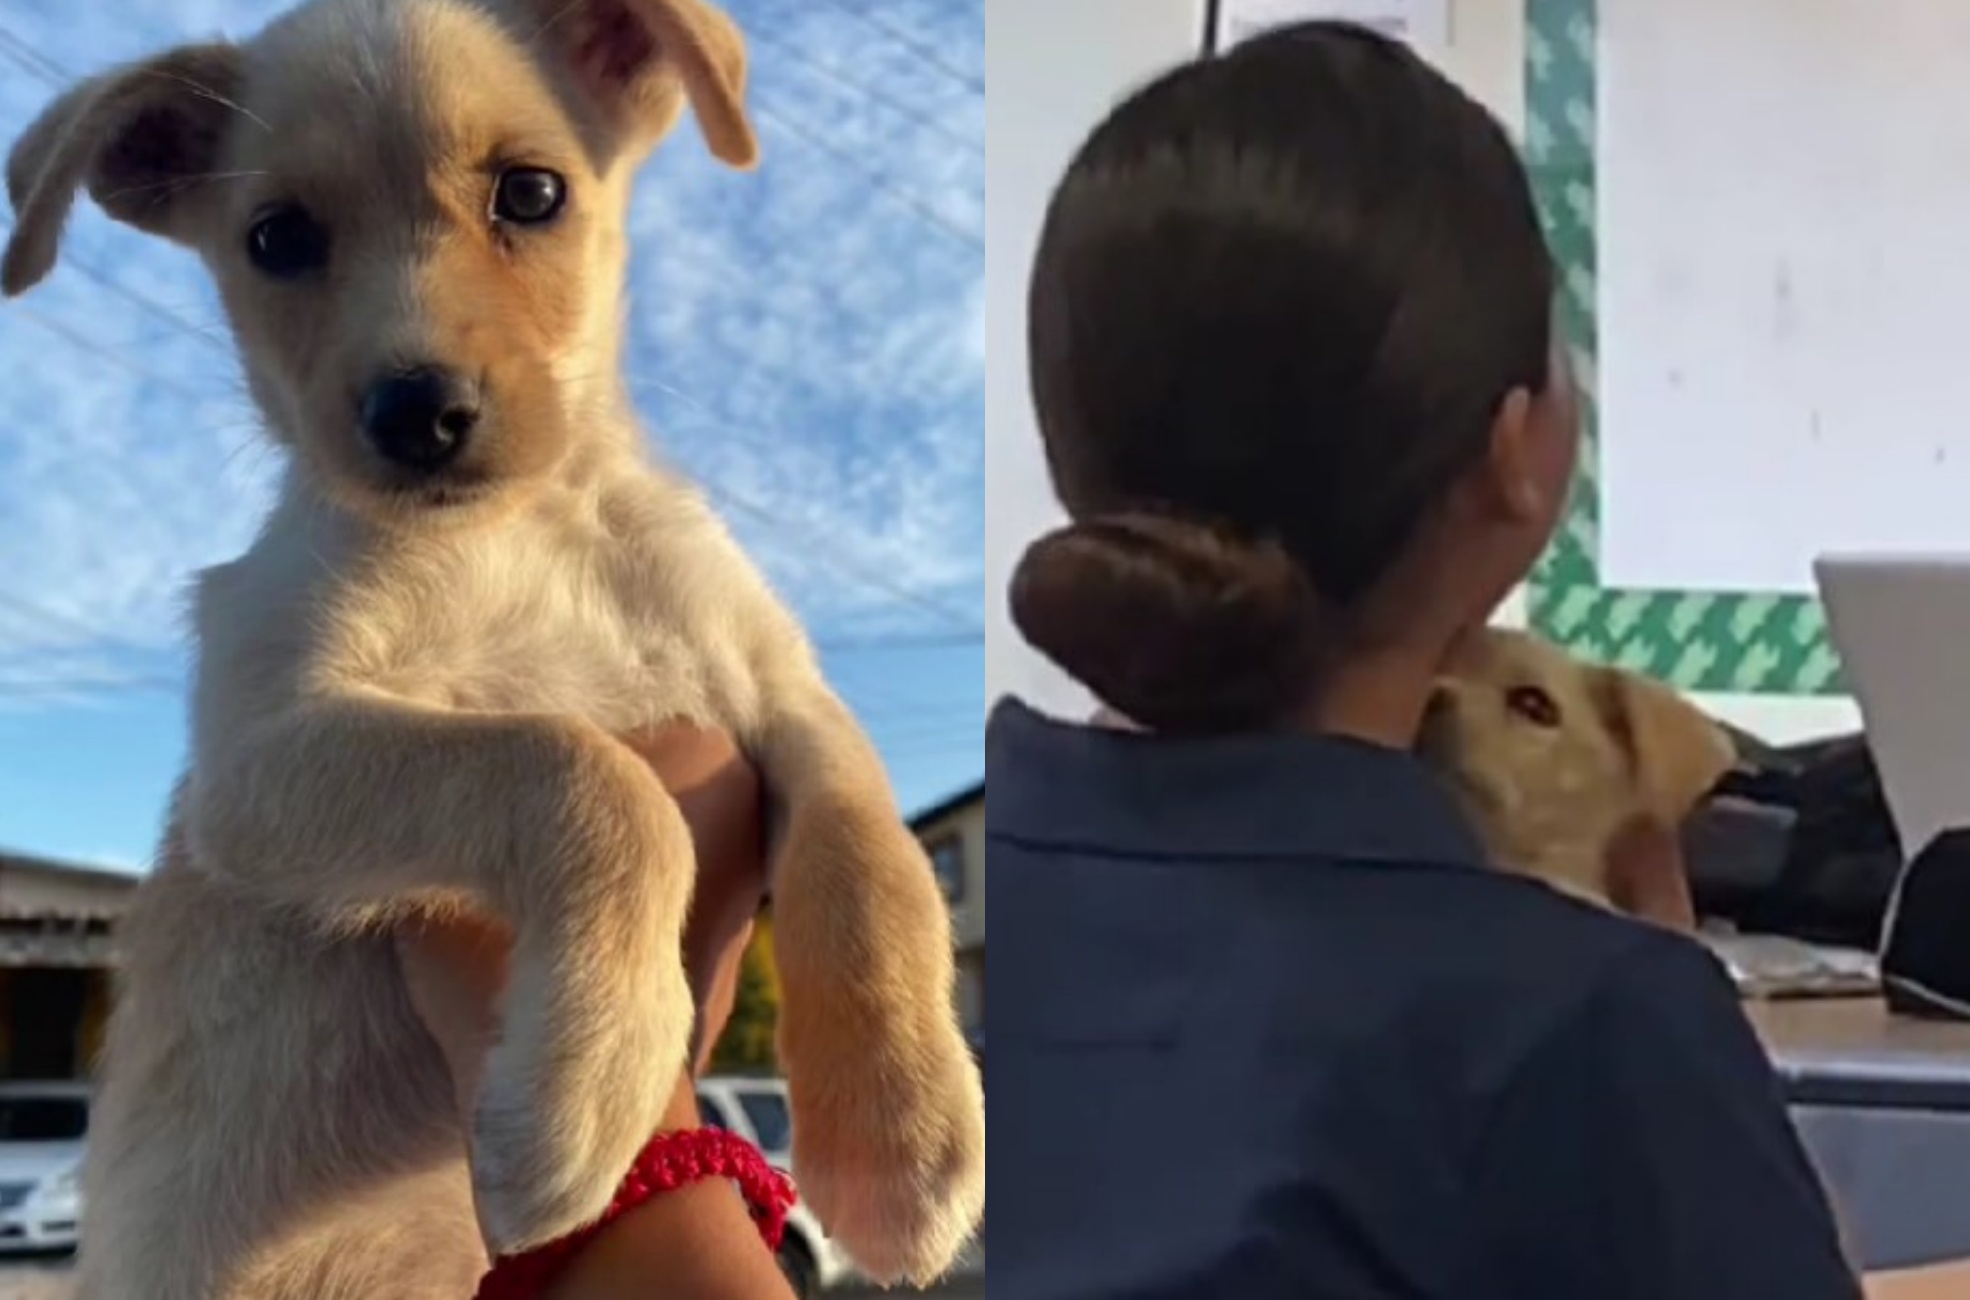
[987,696,1489,869]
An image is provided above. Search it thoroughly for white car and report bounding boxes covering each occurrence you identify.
[0,1082,88,1253]
[696,1075,859,1297]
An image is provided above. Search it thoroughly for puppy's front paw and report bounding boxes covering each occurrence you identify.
[791,1018,986,1286]
[469,968,691,1254]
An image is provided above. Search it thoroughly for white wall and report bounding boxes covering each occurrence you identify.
[984,0,1530,716]
[985,0,1203,718]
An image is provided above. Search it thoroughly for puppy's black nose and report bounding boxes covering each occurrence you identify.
[360,367,478,472]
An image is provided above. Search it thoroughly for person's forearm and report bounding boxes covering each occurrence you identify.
[545,1083,796,1300]
[1863,1258,1970,1299]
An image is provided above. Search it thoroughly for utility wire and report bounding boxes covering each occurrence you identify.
[756,105,980,249]
[0,20,979,659]
[0,24,66,87]
[809,0,983,94]
[747,25,979,157]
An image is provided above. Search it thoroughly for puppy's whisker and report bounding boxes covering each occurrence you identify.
[219,436,268,473]
[95,170,269,207]
[138,72,272,134]
[526,0,588,44]
[622,373,714,416]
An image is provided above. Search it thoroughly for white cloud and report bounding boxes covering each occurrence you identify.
[0,0,983,696]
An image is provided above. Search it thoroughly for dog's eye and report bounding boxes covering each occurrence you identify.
[492,168,567,225]
[246,206,329,279]
[1505,685,1562,728]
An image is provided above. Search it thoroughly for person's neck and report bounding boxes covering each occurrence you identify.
[1088,642,1449,751]
[1290,642,1447,751]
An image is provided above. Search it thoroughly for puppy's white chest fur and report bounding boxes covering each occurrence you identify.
[195,457,785,740]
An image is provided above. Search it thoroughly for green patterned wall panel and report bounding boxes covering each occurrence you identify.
[1521,0,1843,695]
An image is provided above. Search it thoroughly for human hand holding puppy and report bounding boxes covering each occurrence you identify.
[398,722,793,1300]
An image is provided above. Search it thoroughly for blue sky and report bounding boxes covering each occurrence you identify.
[0,0,983,871]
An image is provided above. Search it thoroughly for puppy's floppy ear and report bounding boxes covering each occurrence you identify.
[1589,666,1736,824]
[517,0,758,169]
[3,43,243,297]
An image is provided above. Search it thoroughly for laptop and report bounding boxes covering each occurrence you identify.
[1814,553,1970,865]
[1802,553,1970,1076]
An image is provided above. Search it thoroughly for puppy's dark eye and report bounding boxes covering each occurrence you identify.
[492,168,567,225]
[1505,685,1562,728]
[246,206,330,279]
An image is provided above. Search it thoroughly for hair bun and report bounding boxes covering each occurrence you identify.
[1008,511,1324,734]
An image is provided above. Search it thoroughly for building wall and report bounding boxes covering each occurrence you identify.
[956,949,984,1031]
[0,857,137,927]
[0,966,112,1080]
[0,855,135,1079]
[914,793,985,1032]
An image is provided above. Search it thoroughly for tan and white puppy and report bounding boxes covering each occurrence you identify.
[1417,629,1736,922]
[3,1,984,1296]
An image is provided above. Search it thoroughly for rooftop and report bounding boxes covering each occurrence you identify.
[909,781,984,833]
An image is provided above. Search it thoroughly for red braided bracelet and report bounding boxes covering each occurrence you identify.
[474,1127,799,1300]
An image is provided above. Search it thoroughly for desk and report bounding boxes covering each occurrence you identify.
[1748,998,1970,1270]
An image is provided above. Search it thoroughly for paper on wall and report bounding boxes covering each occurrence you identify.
[1213,0,1450,52]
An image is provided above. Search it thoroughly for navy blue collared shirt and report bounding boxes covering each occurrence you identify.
[986,699,1858,1300]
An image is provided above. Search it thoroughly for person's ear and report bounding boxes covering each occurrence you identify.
[1471,386,1555,525]
[503,0,758,170]
[3,42,244,296]
[1589,666,1737,824]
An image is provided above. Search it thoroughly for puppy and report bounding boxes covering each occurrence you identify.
[2,1,984,1296]
[1417,629,1736,922]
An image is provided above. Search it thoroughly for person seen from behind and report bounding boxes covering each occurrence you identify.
[989,20,1967,1300]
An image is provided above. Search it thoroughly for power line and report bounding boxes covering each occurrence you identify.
[0,638,980,704]
[627,391,976,633]
[13,306,225,404]
[0,30,237,358]
[878,725,982,750]
[878,743,983,771]
[3,259,976,641]
[829,657,982,717]
[0,670,182,700]
[818,631,980,652]
[747,25,979,157]
[0,593,178,665]
[756,105,980,249]
[868,720,985,749]
[809,0,983,94]
[0,24,66,87]
[0,22,977,645]
[0,216,233,356]
[624,380,981,634]
[849,693,982,718]
[684,462,977,632]
[63,262,232,354]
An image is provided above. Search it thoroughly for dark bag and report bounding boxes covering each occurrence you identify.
[1685,730,1904,950]
[1880,829,1970,1019]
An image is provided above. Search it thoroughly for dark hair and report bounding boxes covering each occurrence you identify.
[1011,22,1555,734]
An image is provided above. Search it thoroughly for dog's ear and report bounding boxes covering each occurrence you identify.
[3,43,244,297]
[517,0,758,170]
[1605,815,1699,932]
[1589,666,1736,824]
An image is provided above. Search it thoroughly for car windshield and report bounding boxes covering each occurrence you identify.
[735,1089,792,1156]
[0,1098,86,1142]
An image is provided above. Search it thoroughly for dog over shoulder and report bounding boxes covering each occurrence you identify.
[2,1,985,1296]
[1417,628,1736,923]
